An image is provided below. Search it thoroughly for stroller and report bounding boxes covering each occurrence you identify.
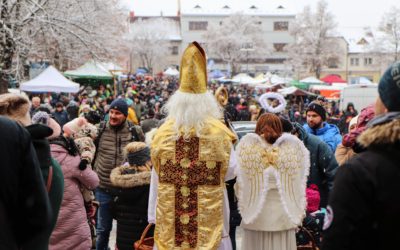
[296,184,323,250]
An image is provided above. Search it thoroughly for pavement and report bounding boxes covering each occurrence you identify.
[109,222,244,249]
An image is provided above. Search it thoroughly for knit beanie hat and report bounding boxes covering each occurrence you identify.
[349,115,358,131]
[32,111,61,139]
[124,142,150,167]
[306,184,320,213]
[378,61,400,111]
[306,102,326,121]
[0,93,31,126]
[110,98,128,116]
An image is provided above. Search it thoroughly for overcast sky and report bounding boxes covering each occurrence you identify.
[121,0,399,29]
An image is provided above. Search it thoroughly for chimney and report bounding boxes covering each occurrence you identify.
[129,11,135,22]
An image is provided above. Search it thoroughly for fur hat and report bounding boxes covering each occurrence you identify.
[0,93,31,126]
[378,61,400,111]
[32,111,61,139]
[63,117,88,137]
[306,102,326,121]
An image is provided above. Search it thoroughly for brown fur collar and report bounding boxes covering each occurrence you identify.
[110,165,151,188]
[357,119,400,148]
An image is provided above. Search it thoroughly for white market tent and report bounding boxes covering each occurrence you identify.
[20,66,79,93]
[300,76,324,84]
[231,73,267,85]
[164,67,179,76]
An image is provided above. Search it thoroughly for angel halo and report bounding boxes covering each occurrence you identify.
[258,92,287,114]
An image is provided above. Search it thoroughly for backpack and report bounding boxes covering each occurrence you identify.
[93,121,144,163]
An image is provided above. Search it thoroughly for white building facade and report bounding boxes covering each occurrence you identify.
[128,0,296,75]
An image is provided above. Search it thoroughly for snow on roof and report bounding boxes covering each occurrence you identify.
[181,0,296,16]
[130,17,182,41]
[129,0,179,17]
[338,26,387,53]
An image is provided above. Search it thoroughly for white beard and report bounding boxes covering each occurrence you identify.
[164,90,222,139]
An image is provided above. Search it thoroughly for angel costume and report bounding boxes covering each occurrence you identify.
[148,42,237,250]
[236,133,310,250]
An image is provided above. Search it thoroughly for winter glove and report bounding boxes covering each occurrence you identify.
[79,159,89,170]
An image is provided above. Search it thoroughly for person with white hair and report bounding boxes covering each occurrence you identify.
[148,42,237,250]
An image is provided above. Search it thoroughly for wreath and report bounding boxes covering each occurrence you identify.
[258,92,287,114]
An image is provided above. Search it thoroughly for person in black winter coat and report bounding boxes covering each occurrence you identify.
[110,142,153,250]
[322,62,400,250]
[0,116,52,250]
[290,121,338,208]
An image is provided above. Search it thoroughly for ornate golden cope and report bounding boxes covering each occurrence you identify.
[179,42,207,94]
[151,118,236,250]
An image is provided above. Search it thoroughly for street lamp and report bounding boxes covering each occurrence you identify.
[240,47,255,74]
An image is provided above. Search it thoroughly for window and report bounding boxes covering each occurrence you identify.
[189,21,208,31]
[273,43,287,52]
[350,58,359,66]
[241,43,254,49]
[327,57,339,68]
[364,57,373,65]
[171,46,179,55]
[274,21,289,31]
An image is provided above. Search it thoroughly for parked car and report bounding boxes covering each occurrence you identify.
[230,121,256,140]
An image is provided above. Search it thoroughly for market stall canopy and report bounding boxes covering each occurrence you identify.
[351,76,373,85]
[20,66,79,93]
[289,80,308,90]
[300,76,324,84]
[64,61,113,80]
[209,69,226,79]
[321,74,347,84]
[232,73,255,83]
[269,74,291,85]
[99,62,123,72]
[164,67,179,76]
[278,86,315,96]
[231,73,267,85]
[309,84,346,99]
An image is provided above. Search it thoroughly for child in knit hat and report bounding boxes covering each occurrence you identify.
[63,117,98,202]
[110,142,152,249]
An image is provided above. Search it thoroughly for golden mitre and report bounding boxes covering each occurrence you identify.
[179,41,207,94]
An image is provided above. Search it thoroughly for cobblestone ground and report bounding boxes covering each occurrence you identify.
[109,223,243,249]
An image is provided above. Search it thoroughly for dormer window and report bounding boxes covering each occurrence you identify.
[223,5,230,9]
[250,5,257,9]
[357,38,369,45]
[277,5,284,9]
[194,5,201,9]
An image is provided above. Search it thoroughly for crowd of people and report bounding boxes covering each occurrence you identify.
[1,41,399,250]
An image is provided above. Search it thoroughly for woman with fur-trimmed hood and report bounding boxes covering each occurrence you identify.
[323,61,400,250]
[110,141,152,250]
[235,113,310,250]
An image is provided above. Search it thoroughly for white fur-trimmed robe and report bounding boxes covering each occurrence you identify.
[235,133,310,230]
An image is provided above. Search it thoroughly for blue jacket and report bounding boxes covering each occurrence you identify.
[294,123,338,208]
[303,122,342,152]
